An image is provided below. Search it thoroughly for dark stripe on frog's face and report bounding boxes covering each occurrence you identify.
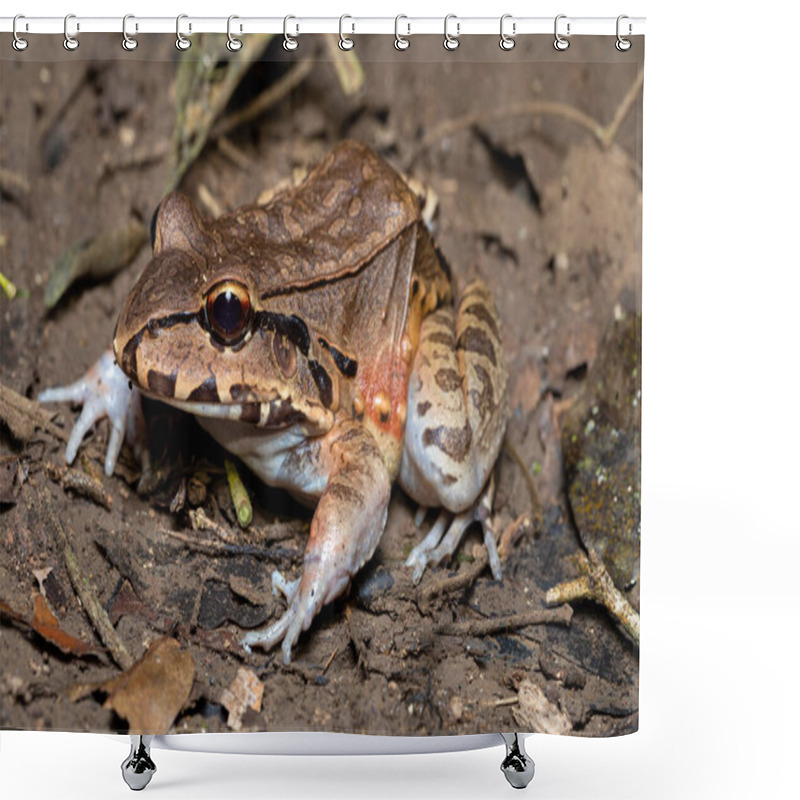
[258,312,310,355]
[318,337,358,378]
[308,360,333,408]
[188,374,220,402]
[118,310,199,387]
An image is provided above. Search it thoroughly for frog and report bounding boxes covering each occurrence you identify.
[39,140,509,663]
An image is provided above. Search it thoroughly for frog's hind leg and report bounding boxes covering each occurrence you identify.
[400,280,508,583]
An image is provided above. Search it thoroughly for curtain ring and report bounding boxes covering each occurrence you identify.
[339,15,354,51]
[283,15,298,51]
[122,14,138,51]
[176,14,191,51]
[63,13,79,51]
[443,14,460,51]
[499,14,516,51]
[394,15,410,51]
[12,15,29,51]
[554,14,570,51]
[227,15,243,52]
[616,15,632,51]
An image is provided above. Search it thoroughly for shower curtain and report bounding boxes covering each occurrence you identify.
[0,24,642,743]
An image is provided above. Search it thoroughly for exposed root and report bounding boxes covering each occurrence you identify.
[546,549,639,644]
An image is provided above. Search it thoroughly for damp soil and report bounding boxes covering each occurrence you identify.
[1,34,642,737]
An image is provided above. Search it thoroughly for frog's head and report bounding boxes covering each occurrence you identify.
[112,192,336,433]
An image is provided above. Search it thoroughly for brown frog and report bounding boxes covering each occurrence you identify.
[40,140,509,662]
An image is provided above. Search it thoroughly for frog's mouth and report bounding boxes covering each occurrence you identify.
[147,392,309,430]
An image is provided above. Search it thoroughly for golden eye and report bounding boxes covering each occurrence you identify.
[205,280,252,345]
[273,331,297,377]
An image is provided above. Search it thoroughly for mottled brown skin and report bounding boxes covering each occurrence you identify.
[106,140,509,662]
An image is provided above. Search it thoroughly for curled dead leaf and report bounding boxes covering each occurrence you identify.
[0,595,103,658]
[69,637,195,734]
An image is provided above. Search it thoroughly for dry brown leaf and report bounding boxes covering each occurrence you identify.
[513,679,572,735]
[220,667,263,731]
[70,637,195,733]
[0,595,102,657]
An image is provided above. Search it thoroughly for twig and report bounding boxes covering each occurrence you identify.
[421,544,489,602]
[189,506,236,543]
[410,69,645,164]
[546,549,640,644]
[216,136,253,171]
[0,271,19,300]
[503,436,543,533]
[601,69,645,149]
[492,696,520,708]
[225,458,252,528]
[41,493,133,670]
[0,166,31,197]
[0,381,70,443]
[498,513,533,561]
[321,647,339,675]
[210,59,315,141]
[434,605,572,637]
[46,462,113,510]
[160,526,300,562]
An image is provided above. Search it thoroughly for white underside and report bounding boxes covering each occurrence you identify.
[146,732,519,756]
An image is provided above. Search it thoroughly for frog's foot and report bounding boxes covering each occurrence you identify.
[405,477,502,585]
[38,349,144,476]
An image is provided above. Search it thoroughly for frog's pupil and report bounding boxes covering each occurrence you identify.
[213,290,242,333]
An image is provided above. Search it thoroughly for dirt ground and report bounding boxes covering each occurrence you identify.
[1,34,642,737]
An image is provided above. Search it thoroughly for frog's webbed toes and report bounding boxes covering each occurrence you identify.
[240,580,316,664]
[406,480,503,584]
[38,349,141,476]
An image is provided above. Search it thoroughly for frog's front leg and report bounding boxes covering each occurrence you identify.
[242,420,391,663]
[399,279,508,582]
[38,348,145,476]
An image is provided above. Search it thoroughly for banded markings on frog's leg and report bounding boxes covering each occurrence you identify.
[242,419,391,663]
[399,279,508,582]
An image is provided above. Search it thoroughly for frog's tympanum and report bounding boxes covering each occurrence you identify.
[40,141,509,662]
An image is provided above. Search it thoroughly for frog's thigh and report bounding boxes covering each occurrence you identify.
[399,280,507,513]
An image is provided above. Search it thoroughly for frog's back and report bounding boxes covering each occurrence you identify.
[221,140,423,298]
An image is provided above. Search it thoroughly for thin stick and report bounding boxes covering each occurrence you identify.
[321,647,339,675]
[210,59,315,141]
[546,549,640,644]
[412,100,604,163]
[225,458,252,528]
[503,437,543,533]
[435,605,572,637]
[45,462,113,510]
[601,69,645,149]
[492,696,520,708]
[410,69,644,164]
[41,493,133,670]
[421,545,489,602]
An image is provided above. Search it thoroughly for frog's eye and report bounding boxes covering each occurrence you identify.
[205,280,252,345]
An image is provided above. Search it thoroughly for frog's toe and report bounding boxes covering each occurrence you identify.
[241,612,292,656]
[405,510,450,585]
[270,570,300,603]
[406,496,503,583]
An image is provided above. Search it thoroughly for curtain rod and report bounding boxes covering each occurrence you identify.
[1,15,646,38]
